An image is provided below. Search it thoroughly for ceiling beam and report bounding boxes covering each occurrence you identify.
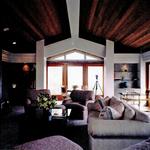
[66,0,80,37]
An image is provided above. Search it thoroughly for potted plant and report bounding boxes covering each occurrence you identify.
[37,93,57,121]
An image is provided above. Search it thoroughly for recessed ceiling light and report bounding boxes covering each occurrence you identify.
[3,27,9,32]
[12,41,16,45]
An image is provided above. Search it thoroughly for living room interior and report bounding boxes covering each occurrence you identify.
[0,0,150,150]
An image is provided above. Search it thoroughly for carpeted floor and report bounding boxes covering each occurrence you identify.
[0,106,89,150]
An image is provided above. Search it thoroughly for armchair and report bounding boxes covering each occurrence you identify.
[63,90,94,126]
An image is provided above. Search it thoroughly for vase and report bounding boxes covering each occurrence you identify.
[43,109,52,122]
[48,109,52,121]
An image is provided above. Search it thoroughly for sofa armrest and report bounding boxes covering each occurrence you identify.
[65,103,87,120]
[62,99,73,104]
[26,98,32,105]
[86,100,95,106]
[64,103,86,111]
[87,102,97,113]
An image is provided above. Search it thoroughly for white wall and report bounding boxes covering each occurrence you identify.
[36,40,46,89]
[44,37,105,58]
[142,51,150,62]
[104,40,114,97]
[114,54,140,63]
[140,55,146,94]
[114,53,148,97]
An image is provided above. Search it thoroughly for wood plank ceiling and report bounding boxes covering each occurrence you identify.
[80,0,150,53]
[0,0,149,53]
[0,0,71,53]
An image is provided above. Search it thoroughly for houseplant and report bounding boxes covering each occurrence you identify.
[37,93,57,121]
[37,93,57,110]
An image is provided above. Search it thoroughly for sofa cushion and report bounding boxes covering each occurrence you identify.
[95,99,105,110]
[122,101,135,120]
[109,97,125,117]
[130,105,150,123]
[99,106,121,120]
[88,117,150,137]
[104,96,111,106]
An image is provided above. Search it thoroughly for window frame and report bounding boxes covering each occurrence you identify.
[47,62,104,95]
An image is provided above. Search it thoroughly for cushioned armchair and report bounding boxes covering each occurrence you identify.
[24,89,51,118]
[63,90,94,126]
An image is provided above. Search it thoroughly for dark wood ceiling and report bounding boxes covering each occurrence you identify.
[0,0,71,53]
[0,0,149,53]
[80,0,150,53]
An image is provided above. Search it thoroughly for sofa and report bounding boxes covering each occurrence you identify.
[87,96,150,150]
[63,90,94,126]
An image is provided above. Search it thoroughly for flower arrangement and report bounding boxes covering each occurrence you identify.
[37,93,57,110]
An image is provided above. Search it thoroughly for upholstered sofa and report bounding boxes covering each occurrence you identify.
[63,90,94,126]
[87,97,150,150]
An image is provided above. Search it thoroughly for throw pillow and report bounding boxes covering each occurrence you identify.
[104,96,110,106]
[87,98,105,112]
[94,98,105,111]
[99,106,121,120]
[109,96,125,118]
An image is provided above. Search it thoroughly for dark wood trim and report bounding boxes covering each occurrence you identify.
[47,61,104,66]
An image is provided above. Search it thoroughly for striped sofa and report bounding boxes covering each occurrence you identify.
[88,97,150,150]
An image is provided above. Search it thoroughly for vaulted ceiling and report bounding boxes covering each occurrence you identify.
[0,0,149,53]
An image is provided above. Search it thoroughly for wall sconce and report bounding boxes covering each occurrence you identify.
[22,64,30,72]
[12,83,16,89]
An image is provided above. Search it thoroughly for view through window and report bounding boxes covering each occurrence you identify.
[68,66,83,90]
[47,50,104,95]
[48,66,63,95]
[88,66,103,95]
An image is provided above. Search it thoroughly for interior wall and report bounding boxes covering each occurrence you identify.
[44,37,105,58]
[0,49,2,102]
[2,62,36,105]
[104,40,114,97]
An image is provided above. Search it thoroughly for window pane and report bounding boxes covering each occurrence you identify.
[66,52,84,60]
[53,56,65,60]
[86,55,98,60]
[48,66,63,95]
[88,66,103,95]
[68,66,83,90]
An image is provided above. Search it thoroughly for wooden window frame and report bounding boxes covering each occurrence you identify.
[47,61,104,94]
